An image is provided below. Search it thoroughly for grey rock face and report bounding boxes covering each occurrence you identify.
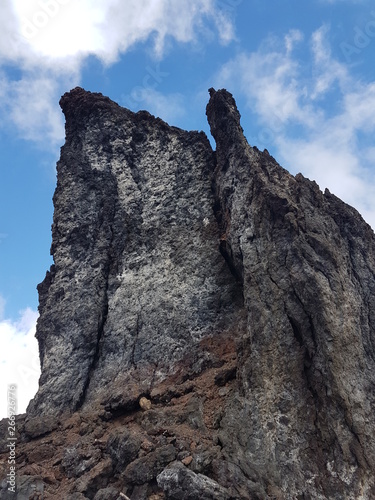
[27,87,242,422]
[207,89,375,498]
[19,87,375,498]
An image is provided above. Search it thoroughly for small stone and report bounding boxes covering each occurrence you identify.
[182,455,193,466]
[141,439,154,452]
[218,386,230,397]
[190,441,197,451]
[139,397,152,411]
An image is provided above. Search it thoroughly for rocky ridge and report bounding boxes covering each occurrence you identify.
[0,88,374,499]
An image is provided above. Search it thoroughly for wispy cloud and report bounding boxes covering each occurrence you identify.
[0,0,236,148]
[10,0,232,64]
[0,308,40,418]
[0,72,71,145]
[215,25,375,229]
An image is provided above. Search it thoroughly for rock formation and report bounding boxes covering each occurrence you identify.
[0,87,374,499]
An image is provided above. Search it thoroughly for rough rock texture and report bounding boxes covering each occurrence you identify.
[28,88,242,424]
[157,461,230,499]
[1,87,375,499]
[207,89,375,498]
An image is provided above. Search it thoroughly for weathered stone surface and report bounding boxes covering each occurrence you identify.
[157,461,230,499]
[123,444,176,485]
[61,442,102,478]
[0,475,44,500]
[93,486,122,500]
[27,87,242,425]
[0,413,25,452]
[207,88,375,498]
[0,87,374,498]
[106,430,142,474]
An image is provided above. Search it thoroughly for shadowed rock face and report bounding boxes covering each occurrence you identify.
[1,87,374,499]
[207,89,375,498]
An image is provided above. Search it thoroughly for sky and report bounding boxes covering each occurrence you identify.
[1,0,375,418]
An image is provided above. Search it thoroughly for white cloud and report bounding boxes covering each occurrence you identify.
[215,26,375,229]
[310,25,349,99]
[211,8,236,45]
[0,308,40,419]
[0,72,70,145]
[0,0,236,148]
[285,29,304,54]
[216,32,321,129]
[9,0,231,64]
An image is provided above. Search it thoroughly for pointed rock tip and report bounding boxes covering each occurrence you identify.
[206,88,243,145]
[59,87,118,117]
[59,86,89,108]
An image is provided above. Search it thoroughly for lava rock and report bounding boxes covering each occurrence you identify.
[157,462,230,499]
[123,444,177,485]
[9,87,374,499]
[106,430,142,474]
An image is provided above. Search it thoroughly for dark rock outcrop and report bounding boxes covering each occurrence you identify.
[1,87,374,499]
[26,87,242,427]
[207,89,375,498]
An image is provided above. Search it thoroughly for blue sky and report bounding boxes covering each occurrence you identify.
[1,0,375,417]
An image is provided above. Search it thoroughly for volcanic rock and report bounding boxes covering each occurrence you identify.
[0,87,374,499]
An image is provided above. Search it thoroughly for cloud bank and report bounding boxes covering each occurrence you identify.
[0,307,39,419]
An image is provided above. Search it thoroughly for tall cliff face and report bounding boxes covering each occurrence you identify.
[207,90,375,497]
[1,88,375,499]
[28,88,242,422]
